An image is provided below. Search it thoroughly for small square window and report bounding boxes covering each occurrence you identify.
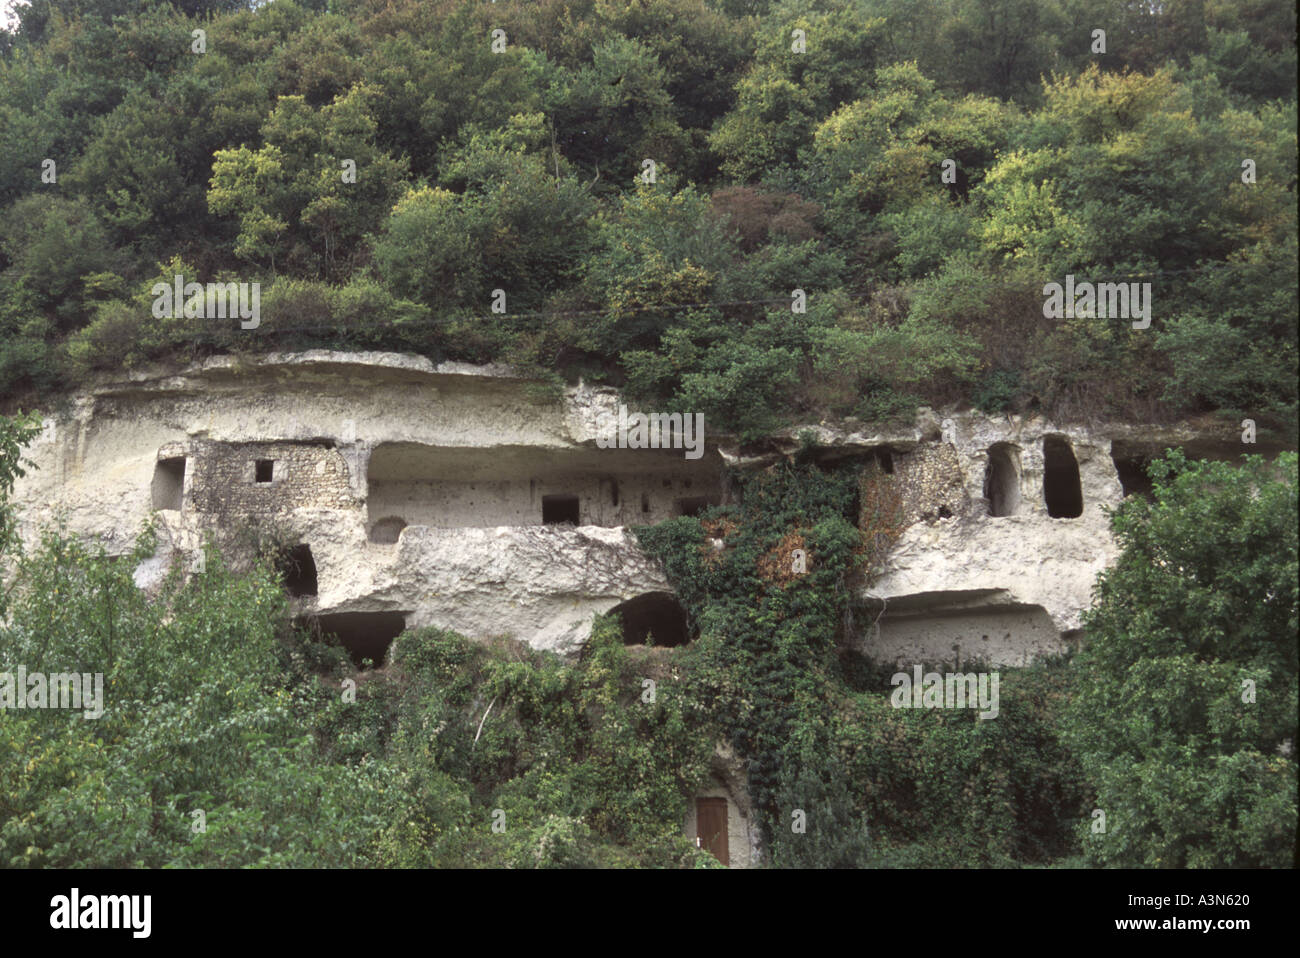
[542,494,580,525]
[255,459,274,483]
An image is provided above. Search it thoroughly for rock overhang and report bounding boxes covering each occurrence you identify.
[8,350,1283,663]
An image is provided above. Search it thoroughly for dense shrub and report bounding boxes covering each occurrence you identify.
[0,0,1292,433]
[1066,451,1298,867]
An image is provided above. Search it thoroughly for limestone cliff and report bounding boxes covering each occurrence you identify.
[9,350,1280,664]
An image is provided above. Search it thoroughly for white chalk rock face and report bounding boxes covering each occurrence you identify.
[855,413,1121,666]
[330,525,672,655]
[8,350,1262,665]
[8,352,695,659]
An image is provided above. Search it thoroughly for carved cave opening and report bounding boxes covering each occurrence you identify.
[310,611,409,668]
[276,543,318,597]
[608,592,691,647]
[984,443,1021,517]
[1042,436,1083,518]
[1110,444,1156,499]
[675,497,713,518]
[151,457,185,511]
[542,494,581,525]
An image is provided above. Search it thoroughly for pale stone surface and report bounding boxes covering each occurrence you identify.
[7,350,1258,661]
[11,353,679,655]
[857,412,1122,663]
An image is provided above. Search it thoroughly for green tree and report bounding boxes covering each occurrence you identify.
[808,61,1009,245]
[0,194,122,329]
[208,83,407,276]
[710,0,886,181]
[1066,450,1298,867]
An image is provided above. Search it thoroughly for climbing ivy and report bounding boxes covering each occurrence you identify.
[636,452,866,851]
[637,449,1091,866]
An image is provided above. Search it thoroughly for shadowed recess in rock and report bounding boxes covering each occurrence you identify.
[607,592,691,647]
[984,443,1021,517]
[1042,436,1083,518]
[308,611,410,667]
[276,543,318,597]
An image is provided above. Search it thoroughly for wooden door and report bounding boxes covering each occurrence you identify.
[696,797,729,866]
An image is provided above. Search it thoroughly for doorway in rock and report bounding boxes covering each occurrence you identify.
[983,443,1021,517]
[1042,436,1083,518]
[695,797,729,866]
[607,592,691,647]
[276,544,318,597]
[309,611,409,668]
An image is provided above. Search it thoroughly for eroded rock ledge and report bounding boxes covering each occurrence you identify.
[10,351,1284,663]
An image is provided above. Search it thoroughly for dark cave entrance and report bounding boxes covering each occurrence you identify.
[1110,444,1156,499]
[310,611,409,668]
[1042,436,1083,518]
[276,544,318,597]
[675,497,713,518]
[607,592,691,647]
[542,494,581,525]
[984,443,1021,517]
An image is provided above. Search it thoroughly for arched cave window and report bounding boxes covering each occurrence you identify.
[1042,436,1083,518]
[276,544,318,597]
[984,443,1021,517]
[370,516,407,544]
[608,592,691,647]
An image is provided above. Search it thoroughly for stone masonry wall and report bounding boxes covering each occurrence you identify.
[185,441,356,516]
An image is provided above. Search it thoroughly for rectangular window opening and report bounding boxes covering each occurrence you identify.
[152,457,186,511]
[542,494,581,525]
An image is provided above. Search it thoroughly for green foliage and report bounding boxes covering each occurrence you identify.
[0,525,717,867]
[971,368,1023,414]
[1066,451,1299,867]
[638,460,864,847]
[637,459,1093,866]
[0,526,390,867]
[208,83,408,277]
[0,2,1297,867]
[0,411,42,612]
[0,194,121,329]
[710,0,887,181]
[335,618,717,867]
[809,61,1008,244]
[0,0,1294,434]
